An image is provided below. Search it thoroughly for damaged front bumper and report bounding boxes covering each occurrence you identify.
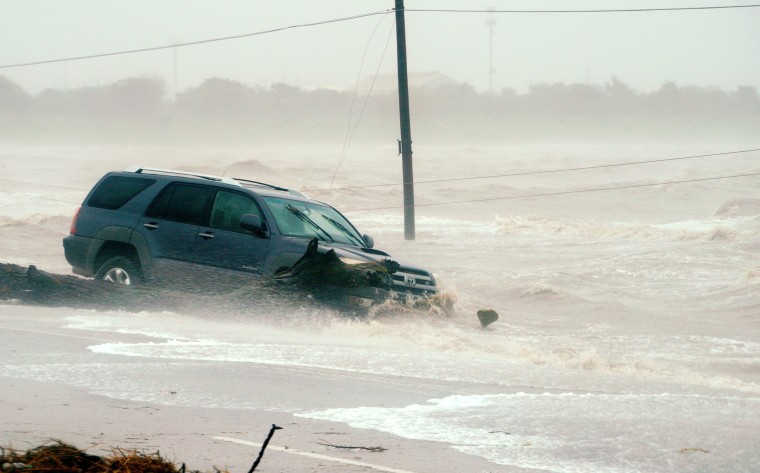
[273,238,437,311]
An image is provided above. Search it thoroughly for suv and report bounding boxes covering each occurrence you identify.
[63,167,436,307]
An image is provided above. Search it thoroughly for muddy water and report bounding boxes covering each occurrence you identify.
[1,143,758,472]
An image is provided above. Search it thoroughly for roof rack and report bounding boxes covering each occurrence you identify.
[124,166,241,186]
[123,166,309,198]
[232,177,309,198]
[233,177,288,192]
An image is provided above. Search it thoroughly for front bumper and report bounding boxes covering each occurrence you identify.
[391,266,437,295]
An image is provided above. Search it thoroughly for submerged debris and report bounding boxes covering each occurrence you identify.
[316,442,387,452]
[679,447,709,454]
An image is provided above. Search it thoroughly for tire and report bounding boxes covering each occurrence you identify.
[95,256,142,286]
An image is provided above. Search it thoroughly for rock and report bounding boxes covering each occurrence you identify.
[477,308,499,327]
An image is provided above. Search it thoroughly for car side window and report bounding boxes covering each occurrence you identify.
[145,183,212,225]
[209,190,263,233]
[88,176,155,210]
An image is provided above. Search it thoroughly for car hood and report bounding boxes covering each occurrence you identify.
[321,242,391,263]
[322,243,431,274]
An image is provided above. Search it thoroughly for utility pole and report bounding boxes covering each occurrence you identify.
[395,0,415,240]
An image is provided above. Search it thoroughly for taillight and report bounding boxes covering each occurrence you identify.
[69,206,81,234]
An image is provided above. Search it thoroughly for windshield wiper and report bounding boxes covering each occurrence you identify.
[322,214,366,247]
[287,205,334,242]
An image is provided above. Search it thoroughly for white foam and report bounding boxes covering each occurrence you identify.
[76,313,760,395]
[299,392,760,473]
[495,214,757,242]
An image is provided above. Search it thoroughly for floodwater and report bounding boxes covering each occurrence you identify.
[1,142,759,472]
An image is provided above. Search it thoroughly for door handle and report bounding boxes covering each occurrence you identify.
[198,231,215,239]
[143,222,159,230]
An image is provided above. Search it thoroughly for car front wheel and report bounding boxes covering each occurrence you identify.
[95,256,141,285]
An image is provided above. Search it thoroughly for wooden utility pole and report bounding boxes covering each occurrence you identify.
[395,0,415,240]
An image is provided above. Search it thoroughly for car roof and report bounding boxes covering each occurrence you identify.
[118,166,316,202]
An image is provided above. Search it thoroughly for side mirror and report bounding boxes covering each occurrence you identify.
[240,214,267,236]
[362,234,375,249]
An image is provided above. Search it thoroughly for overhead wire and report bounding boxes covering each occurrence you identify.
[330,12,394,188]
[405,4,760,14]
[0,9,392,70]
[3,4,756,70]
[0,152,757,210]
[0,5,756,212]
[342,171,760,212]
[307,148,760,193]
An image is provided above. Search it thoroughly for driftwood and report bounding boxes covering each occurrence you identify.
[246,425,282,473]
[316,442,387,453]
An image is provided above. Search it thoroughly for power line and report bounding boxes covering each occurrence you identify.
[4,3,751,71]
[1,166,756,212]
[406,4,760,14]
[331,14,394,188]
[0,10,391,70]
[343,171,760,212]
[307,148,760,193]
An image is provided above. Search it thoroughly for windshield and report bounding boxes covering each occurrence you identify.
[263,196,366,246]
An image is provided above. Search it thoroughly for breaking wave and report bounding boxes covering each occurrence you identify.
[0,214,69,227]
[746,267,760,285]
[495,214,752,241]
[368,289,459,318]
[521,282,561,297]
[714,198,760,217]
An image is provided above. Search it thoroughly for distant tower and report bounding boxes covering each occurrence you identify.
[173,46,178,98]
[486,7,496,92]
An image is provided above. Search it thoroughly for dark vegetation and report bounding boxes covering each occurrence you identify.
[1,75,758,145]
[0,441,189,473]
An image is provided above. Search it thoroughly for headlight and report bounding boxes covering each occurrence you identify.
[339,256,367,265]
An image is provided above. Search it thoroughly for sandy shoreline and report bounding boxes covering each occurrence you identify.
[1,304,500,473]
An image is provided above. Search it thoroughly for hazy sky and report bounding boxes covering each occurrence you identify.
[2,0,759,95]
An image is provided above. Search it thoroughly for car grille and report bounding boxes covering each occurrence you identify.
[391,266,436,294]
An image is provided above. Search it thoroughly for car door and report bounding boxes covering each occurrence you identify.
[192,189,270,280]
[135,182,212,281]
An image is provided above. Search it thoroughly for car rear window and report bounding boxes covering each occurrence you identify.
[88,176,155,210]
